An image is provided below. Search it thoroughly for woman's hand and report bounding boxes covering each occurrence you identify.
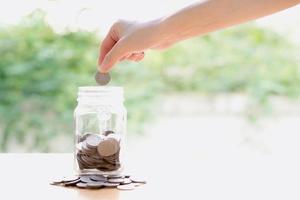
[98,19,172,72]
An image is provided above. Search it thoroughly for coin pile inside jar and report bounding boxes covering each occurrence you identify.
[76,131,121,172]
[51,174,146,190]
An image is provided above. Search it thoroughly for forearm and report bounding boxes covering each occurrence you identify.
[159,0,300,43]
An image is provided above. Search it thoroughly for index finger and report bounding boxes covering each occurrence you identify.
[98,29,117,68]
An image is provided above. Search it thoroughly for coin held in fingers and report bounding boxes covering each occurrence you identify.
[95,71,111,85]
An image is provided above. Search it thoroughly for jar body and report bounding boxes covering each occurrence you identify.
[74,87,126,175]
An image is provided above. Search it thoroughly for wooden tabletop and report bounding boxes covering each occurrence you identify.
[0,153,299,200]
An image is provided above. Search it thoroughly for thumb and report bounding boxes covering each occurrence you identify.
[99,42,125,73]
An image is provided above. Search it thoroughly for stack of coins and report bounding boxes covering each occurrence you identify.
[76,131,121,172]
[51,174,146,191]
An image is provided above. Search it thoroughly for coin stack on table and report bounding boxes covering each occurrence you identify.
[51,174,146,190]
[76,131,121,172]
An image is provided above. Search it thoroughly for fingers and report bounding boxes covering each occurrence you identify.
[98,20,146,72]
[119,52,145,62]
[98,28,118,68]
[101,51,145,72]
[127,52,145,61]
[98,19,149,72]
[100,41,126,73]
[120,54,131,61]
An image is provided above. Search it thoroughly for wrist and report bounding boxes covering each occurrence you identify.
[157,16,187,45]
[147,17,171,45]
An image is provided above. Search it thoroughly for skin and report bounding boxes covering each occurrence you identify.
[98,0,300,73]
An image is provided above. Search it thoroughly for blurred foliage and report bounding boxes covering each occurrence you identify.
[0,10,299,152]
[146,25,300,120]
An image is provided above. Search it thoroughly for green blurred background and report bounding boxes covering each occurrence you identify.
[0,10,299,152]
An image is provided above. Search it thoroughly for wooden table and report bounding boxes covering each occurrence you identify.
[0,153,299,200]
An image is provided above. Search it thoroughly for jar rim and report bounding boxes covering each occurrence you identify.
[78,86,123,93]
[77,86,124,104]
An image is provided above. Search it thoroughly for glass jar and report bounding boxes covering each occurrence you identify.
[74,86,126,175]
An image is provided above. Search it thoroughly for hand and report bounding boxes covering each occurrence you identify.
[98,19,172,72]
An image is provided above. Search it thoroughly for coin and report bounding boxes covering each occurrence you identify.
[104,156,119,165]
[81,141,97,155]
[76,142,83,151]
[120,178,132,185]
[81,156,96,167]
[50,176,65,185]
[132,183,144,187]
[79,132,94,142]
[97,138,120,157]
[80,176,93,183]
[50,182,61,185]
[62,176,80,183]
[86,134,103,148]
[76,182,88,189]
[106,134,121,143]
[63,179,81,186]
[130,176,147,184]
[117,183,136,191]
[108,178,125,184]
[102,182,120,187]
[106,174,124,179]
[95,71,111,85]
[103,130,114,136]
[50,181,63,185]
[90,175,107,182]
[87,182,105,189]
[76,154,88,169]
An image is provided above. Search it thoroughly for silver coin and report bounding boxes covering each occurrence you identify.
[86,134,103,148]
[106,174,124,179]
[132,182,144,187]
[95,71,111,85]
[63,179,81,186]
[81,142,97,155]
[76,182,88,188]
[120,178,132,185]
[130,176,147,184]
[103,130,114,136]
[117,183,136,191]
[108,178,125,184]
[50,180,63,185]
[86,182,105,189]
[79,132,94,142]
[89,175,107,182]
[80,176,93,183]
[102,182,120,187]
[62,176,80,183]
